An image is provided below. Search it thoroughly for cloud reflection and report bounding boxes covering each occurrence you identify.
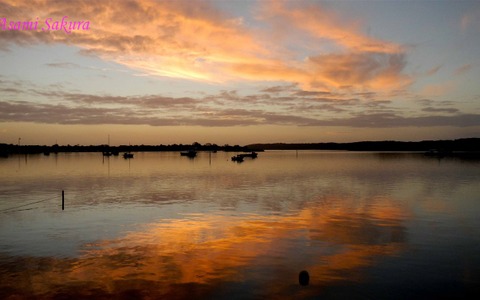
[0,195,409,299]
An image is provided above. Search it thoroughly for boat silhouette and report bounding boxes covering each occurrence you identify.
[123,152,134,159]
[231,155,244,162]
[238,152,258,159]
[180,150,197,158]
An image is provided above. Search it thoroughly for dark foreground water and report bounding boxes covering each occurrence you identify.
[1,151,479,299]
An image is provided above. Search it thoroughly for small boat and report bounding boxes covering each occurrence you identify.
[238,152,258,159]
[123,152,134,159]
[102,151,112,157]
[43,151,50,156]
[424,149,450,158]
[180,150,197,158]
[231,155,244,162]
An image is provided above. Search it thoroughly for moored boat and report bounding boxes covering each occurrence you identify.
[231,155,244,162]
[123,152,134,159]
[238,152,258,159]
[180,150,197,158]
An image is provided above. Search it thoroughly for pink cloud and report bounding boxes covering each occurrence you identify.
[454,64,472,76]
[461,10,480,32]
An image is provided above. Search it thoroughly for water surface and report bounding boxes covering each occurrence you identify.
[1,151,479,299]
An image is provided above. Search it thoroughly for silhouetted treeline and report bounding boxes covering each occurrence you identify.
[0,142,263,156]
[247,138,480,151]
[1,138,479,157]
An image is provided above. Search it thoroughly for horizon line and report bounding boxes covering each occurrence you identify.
[1,137,479,148]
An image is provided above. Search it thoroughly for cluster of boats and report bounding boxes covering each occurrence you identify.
[179,150,259,162]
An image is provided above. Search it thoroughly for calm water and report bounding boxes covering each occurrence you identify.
[1,151,479,299]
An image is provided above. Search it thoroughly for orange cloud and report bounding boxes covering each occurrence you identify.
[307,52,411,90]
[0,0,410,93]
[262,0,403,54]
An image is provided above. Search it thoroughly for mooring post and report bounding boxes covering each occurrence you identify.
[62,190,64,210]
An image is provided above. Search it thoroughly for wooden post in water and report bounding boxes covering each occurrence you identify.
[62,190,64,210]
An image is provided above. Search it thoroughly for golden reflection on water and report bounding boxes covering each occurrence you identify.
[2,152,479,298]
[0,195,409,299]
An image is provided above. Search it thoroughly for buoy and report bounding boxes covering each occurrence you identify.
[299,270,309,286]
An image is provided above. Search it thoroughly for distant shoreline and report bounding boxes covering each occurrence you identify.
[0,143,261,156]
[247,138,480,152]
[1,138,479,155]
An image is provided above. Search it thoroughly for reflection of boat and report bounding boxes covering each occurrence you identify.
[180,150,197,158]
[231,155,244,162]
[123,152,134,159]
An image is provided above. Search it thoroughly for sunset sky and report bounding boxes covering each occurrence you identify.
[1,0,479,146]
